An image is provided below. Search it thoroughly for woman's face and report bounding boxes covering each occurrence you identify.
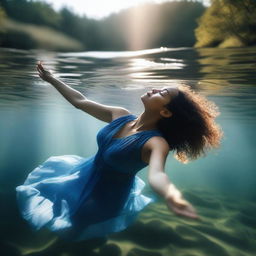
[141,87,178,111]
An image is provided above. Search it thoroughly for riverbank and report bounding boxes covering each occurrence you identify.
[0,18,83,52]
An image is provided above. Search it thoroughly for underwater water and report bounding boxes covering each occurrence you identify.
[0,46,255,255]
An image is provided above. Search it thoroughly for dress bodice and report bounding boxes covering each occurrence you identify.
[95,114,163,175]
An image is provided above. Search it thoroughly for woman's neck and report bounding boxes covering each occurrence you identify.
[131,112,160,131]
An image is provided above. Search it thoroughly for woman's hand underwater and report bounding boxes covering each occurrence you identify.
[36,61,55,83]
[165,194,200,220]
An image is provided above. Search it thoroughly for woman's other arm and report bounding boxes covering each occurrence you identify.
[147,137,200,220]
[36,61,130,123]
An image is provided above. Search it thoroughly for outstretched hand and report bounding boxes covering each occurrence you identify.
[166,195,200,220]
[36,61,54,83]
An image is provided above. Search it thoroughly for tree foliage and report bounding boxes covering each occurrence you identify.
[195,0,256,47]
[0,6,5,25]
[0,0,61,28]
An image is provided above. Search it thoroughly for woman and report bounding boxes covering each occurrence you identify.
[16,61,223,241]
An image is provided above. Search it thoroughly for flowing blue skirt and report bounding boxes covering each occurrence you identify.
[16,155,155,241]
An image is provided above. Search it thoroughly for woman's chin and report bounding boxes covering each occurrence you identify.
[141,94,146,101]
[140,95,148,106]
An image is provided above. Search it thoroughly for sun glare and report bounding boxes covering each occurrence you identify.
[44,0,210,51]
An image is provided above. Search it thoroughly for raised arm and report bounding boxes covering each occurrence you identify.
[147,137,200,220]
[36,61,130,123]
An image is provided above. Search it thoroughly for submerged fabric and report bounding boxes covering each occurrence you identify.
[16,114,163,241]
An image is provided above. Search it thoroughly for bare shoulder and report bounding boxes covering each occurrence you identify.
[144,136,170,153]
[112,108,132,121]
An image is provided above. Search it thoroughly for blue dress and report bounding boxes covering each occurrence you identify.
[16,114,163,241]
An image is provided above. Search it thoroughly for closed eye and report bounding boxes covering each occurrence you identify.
[160,88,169,97]
[159,91,165,96]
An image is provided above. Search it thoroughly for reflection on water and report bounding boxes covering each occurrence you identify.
[0,46,256,255]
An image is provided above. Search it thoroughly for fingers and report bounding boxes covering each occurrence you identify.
[36,63,45,80]
[36,61,47,76]
[36,61,46,72]
[39,63,45,71]
[171,203,200,220]
[175,209,199,219]
[36,65,41,73]
[36,65,43,77]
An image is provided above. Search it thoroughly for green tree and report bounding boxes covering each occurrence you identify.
[0,6,5,23]
[0,0,61,29]
[195,0,256,47]
[59,7,102,50]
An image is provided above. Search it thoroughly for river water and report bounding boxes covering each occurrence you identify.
[0,47,255,255]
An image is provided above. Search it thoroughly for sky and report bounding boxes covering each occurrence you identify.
[44,0,210,20]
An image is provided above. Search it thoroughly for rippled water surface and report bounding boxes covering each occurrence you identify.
[0,47,256,256]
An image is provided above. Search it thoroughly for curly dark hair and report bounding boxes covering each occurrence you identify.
[157,85,223,164]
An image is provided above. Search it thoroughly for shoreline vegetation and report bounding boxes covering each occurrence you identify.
[0,0,255,52]
[195,0,256,48]
[0,17,83,51]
